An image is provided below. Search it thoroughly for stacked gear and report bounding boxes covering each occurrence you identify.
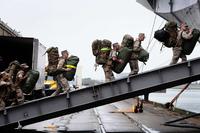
[63,55,79,81]
[138,48,149,63]
[45,47,59,76]
[22,70,39,94]
[121,34,134,49]
[92,39,112,65]
[154,21,178,48]
[112,47,133,73]
[182,28,200,55]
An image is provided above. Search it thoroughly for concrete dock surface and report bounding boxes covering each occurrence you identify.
[23,99,200,132]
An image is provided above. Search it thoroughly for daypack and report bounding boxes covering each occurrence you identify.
[112,47,132,74]
[63,55,79,81]
[22,70,39,94]
[138,49,149,63]
[92,39,112,65]
[45,47,59,76]
[182,28,200,55]
[121,34,134,49]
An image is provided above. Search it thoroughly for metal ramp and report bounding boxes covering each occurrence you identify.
[1,57,200,129]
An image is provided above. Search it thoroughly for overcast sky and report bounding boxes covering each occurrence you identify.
[0,0,199,80]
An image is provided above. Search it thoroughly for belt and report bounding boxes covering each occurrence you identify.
[65,65,76,69]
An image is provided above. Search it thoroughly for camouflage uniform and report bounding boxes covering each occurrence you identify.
[5,60,20,83]
[52,58,69,96]
[164,22,178,48]
[102,59,114,82]
[129,40,142,75]
[0,72,12,110]
[101,40,114,82]
[45,47,59,76]
[170,30,193,65]
[13,68,28,104]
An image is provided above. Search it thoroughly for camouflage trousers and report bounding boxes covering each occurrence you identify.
[7,86,24,106]
[0,85,24,109]
[0,86,8,110]
[170,47,187,65]
[52,74,69,96]
[0,99,5,111]
[15,87,24,104]
[102,60,114,82]
[129,59,139,75]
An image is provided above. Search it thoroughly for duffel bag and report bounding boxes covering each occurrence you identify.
[22,70,39,94]
[112,47,132,74]
[138,49,149,62]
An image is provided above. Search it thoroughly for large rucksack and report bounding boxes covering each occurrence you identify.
[45,47,59,76]
[22,70,39,94]
[112,47,132,74]
[138,49,149,63]
[165,21,177,31]
[121,34,134,49]
[182,28,200,55]
[154,21,177,48]
[92,39,102,56]
[92,39,112,65]
[63,55,79,81]
[154,29,170,43]
[154,29,177,48]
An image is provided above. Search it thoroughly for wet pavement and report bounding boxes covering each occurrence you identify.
[113,99,200,133]
[95,104,142,133]
[23,99,200,133]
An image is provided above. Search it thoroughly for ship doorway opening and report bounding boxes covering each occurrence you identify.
[0,36,33,72]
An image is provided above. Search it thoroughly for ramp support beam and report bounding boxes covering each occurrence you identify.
[1,57,200,129]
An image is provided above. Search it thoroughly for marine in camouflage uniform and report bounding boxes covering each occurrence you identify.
[52,50,70,96]
[4,60,21,106]
[101,40,114,82]
[164,21,178,47]
[45,47,59,76]
[0,72,12,110]
[12,63,29,105]
[129,33,145,75]
[5,60,21,83]
[170,23,193,65]
[103,42,123,82]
